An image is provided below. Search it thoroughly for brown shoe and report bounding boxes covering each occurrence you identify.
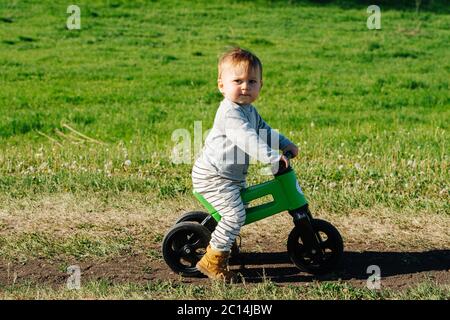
[196,245,236,282]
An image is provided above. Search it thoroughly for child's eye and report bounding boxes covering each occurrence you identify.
[250,80,257,84]
[234,80,242,84]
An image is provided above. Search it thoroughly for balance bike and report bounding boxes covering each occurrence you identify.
[162,152,344,277]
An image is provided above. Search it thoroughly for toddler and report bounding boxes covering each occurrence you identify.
[192,47,298,281]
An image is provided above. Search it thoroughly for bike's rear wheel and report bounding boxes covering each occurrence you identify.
[175,211,217,232]
[162,222,211,277]
[174,211,240,259]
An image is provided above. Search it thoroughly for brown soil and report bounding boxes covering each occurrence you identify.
[1,194,448,292]
[1,242,449,291]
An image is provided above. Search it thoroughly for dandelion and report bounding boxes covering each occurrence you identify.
[124,160,132,166]
[338,165,344,170]
[407,159,417,168]
[38,162,48,171]
[354,163,362,171]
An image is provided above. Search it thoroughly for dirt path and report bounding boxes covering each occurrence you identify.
[1,242,449,290]
[1,195,449,291]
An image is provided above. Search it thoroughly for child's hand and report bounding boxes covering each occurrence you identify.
[280,155,289,168]
[282,143,299,158]
[271,155,289,175]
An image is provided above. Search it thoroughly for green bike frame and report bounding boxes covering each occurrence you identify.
[193,168,308,225]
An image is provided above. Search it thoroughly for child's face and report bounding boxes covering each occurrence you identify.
[218,63,262,105]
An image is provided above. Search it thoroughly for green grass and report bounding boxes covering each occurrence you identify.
[1,279,449,300]
[0,231,137,261]
[0,0,449,299]
[1,1,448,214]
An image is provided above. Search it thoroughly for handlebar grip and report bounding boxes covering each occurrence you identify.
[274,151,292,176]
[284,150,294,159]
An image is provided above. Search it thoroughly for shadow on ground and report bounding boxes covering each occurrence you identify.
[231,249,450,283]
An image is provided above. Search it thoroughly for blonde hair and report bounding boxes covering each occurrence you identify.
[218,47,263,80]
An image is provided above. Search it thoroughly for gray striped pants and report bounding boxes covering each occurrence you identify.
[191,160,246,252]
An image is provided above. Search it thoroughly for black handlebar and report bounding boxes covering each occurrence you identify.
[284,150,294,160]
[274,151,294,176]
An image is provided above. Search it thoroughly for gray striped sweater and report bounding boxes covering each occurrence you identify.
[195,98,292,181]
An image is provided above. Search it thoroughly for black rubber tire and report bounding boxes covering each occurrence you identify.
[162,222,211,277]
[287,219,344,275]
[175,211,217,232]
[174,211,240,258]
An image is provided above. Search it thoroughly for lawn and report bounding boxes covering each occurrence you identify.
[0,0,449,300]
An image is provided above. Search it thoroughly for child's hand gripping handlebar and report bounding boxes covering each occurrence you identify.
[274,151,294,176]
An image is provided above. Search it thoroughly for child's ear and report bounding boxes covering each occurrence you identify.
[218,79,224,93]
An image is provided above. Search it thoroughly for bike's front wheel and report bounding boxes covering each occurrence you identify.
[287,219,343,275]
